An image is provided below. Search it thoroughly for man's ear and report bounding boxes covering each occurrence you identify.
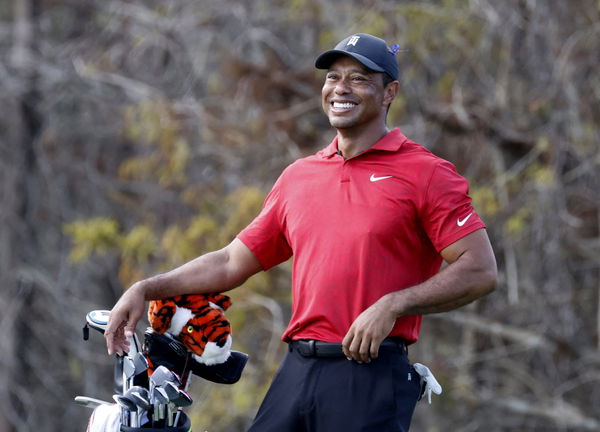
[383,81,400,106]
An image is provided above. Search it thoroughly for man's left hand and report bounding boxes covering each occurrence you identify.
[342,295,397,363]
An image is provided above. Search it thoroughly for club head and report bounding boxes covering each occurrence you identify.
[133,352,149,374]
[177,389,193,407]
[162,381,180,402]
[124,386,151,427]
[129,333,142,355]
[152,386,169,405]
[73,396,111,409]
[170,370,182,386]
[126,385,150,400]
[86,310,111,334]
[161,381,192,408]
[172,387,193,427]
[151,365,180,388]
[116,393,140,428]
[113,394,137,410]
[129,391,152,410]
[123,356,136,379]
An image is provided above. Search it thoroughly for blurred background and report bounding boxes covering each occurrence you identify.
[1,0,599,431]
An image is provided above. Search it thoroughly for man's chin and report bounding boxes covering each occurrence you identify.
[328,116,356,129]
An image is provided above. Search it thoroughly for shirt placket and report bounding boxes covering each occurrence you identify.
[340,157,351,184]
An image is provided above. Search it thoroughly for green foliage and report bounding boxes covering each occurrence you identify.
[161,216,219,266]
[121,225,158,263]
[387,92,407,125]
[220,187,266,243]
[529,163,556,188]
[64,218,120,263]
[471,186,500,218]
[359,10,389,37]
[289,0,307,12]
[436,70,457,97]
[396,3,484,84]
[318,29,337,50]
[66,186,266,286]
[505,206,532,237]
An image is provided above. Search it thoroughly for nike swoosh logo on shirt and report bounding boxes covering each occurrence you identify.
[370,174,393,182]
[457,213,473,227]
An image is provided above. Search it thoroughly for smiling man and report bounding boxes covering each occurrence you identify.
[322,55,393,132]
[105,33,497,431]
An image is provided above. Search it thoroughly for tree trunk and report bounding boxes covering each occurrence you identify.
[3,0,43,430]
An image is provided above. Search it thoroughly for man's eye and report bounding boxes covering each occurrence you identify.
[352,76,366,81]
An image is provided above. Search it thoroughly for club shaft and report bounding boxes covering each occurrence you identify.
[174,370,192,426]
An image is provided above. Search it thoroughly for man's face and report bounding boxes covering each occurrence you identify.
[321,56,388,130]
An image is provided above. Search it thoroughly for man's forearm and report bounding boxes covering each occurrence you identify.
[137,240,261,300]
[137,250,230,300]
[387,252,497,317]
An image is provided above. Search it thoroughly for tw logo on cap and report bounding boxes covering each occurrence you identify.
[347,35,360,47]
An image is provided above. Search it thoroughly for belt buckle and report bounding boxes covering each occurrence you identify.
[297,340,316,357]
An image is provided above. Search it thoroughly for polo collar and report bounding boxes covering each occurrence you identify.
[321,128,407,158]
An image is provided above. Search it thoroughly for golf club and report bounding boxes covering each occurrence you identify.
[162,381,187,426]
[151,386,169,427]
[150,364,180,397]
[129,388,152,427]
[113,394,135,427]
[174,361,194,426]
[73,396,112,409]
[133,352,149,375]
[122,355,136,392]
[85,310,110,334]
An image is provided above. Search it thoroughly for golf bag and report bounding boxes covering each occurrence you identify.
[77,310,249,431]
[119,413,191,432]
[86,403,191,432]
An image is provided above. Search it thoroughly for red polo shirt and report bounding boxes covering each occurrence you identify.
[238,129,485,344]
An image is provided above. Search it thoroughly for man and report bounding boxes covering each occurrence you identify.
[105,33,497,431]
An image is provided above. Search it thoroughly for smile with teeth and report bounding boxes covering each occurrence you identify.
[331,101,357,111]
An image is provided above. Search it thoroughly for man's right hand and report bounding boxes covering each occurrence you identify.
[105,282,146,356]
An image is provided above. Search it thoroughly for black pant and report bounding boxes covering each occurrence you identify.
[247,342,421,432]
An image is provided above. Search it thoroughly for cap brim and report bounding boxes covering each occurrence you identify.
[315,50,386,74]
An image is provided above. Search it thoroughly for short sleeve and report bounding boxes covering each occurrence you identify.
[419,160,486,252]
[237,175,293,270]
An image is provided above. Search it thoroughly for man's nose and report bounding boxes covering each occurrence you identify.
[334,78,351,94]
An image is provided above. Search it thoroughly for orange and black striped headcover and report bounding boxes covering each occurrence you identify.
[147,293,232,359]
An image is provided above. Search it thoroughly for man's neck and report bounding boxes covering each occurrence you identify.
[336,123,390,159]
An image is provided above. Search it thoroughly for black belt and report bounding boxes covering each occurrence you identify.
[289,338,407,358]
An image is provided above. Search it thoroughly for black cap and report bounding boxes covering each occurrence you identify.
[315,33,399,81]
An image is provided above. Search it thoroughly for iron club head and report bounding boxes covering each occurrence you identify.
[152,365,181,387]
[73,396,111,409]
[113,394,138,427]
[125,386,152,427]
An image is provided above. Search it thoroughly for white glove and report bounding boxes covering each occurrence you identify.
[413,363,443,404]
[86,403,121,432]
